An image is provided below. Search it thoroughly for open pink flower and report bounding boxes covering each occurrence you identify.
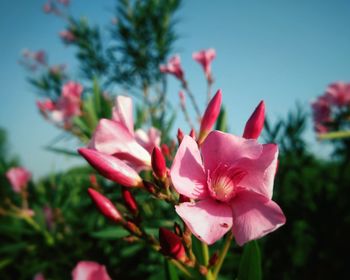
[37,81,83,126]
[6,167,31,193]
[193,49,216,82]
[88,96,160,171]
[324,82,350,107]
[72,261,111,280]
[159,55,185,83]
[171,132,285,246]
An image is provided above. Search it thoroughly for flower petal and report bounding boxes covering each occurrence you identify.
[201,131,263,172]
[236,144,278,199]
[112,96,134,134]
[72,261,111,280]
[170,135,208,199]
[175,199,233,245]
[231,190,285,246]
[88,119,151,169]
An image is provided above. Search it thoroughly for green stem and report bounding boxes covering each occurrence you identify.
[170,259,194,279]
[202,242,209,266]
[212,232,233,279]
[23,216,54,246]
[318,130,350,140]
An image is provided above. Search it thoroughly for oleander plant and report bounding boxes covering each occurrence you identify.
[1,1,350,280]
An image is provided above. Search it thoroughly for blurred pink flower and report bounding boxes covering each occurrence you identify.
[72,261,111,280]
[60,30,75,43]
[34,50,47,65]
[192,48,216,82]
[88,96,160,171]
[43,206,54,230]
[311,96,331,133]
[33,273,45,280]
[57,0,70,6]
[6,167,31,193]
[324,82,350,107]
[171,132,285,246]
[159,55,185,83]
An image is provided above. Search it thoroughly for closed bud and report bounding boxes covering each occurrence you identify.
[88,188,122,223]
[198,89,222,144]
[243,100,265,139]
[161,144,171,160]
[143,180,157,194]
[179,194,190,203]
[173,222,182,236]
[159,227,186,262]
[209,252,219,267]
[78,148,143,187]
[122,188,138,215]
[151,147,167,180]
[189,129,196,139]
[177,128,184,144]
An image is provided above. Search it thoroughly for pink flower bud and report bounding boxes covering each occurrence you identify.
[161,144,171,160]
[243,101,265,139]
[6,167,31,193]
[72,261,111,280]
[122,188,138,215]
[88,188,122,223]
[159,227,186,262]
[198,89,222,144]
[177,128,184,144]
[78,148,143,187]
[151,147,167,180]
[189,129,196,139]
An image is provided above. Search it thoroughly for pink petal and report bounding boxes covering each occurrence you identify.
[72,261,111,280]
[170,136,208,199]
[175,199,233,245]
[231,190,285,246]
[201,131,263,172]
[112,96,134,134]
[88,119,151,169]
[237,143,278,199]
[6,167,31,193]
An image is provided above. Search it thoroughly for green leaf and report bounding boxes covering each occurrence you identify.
[44,146,79,157]
[237,240,262,280]
[216,107,227,132]
[164,259,179,280]
[90,227,129,239]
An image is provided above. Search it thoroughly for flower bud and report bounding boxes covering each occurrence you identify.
[189,128,196,139]
[243,100,265,139]
[151,147,167,180]
[78,148,143,187]
[161,144,171,160]
[88,188,122,223]
[159,227,186,262]
[6,167,31,193]
[122,188,138,215]
[198,89,222,144]
[143,180,157,194]
[177,128,184,145]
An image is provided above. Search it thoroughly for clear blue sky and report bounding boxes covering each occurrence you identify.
[1,0,349,178]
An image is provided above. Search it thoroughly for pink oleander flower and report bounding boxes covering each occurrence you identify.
[6,167,31,193]
[159,55,185,83]
[60,30,75,43]
[171,132,285,246]
[79,149,143,187]
[88,96,160,171]
[72,261,111,280]
[192,48,216,82]
[324,82,350,107]
[243,101,265,140]
[311,96,331,133]
[198,89,222,144]
[37,81,83,126]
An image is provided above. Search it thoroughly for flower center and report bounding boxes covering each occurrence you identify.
[207,164,246,202]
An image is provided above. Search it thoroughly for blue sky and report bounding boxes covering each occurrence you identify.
[0,0,349,178]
